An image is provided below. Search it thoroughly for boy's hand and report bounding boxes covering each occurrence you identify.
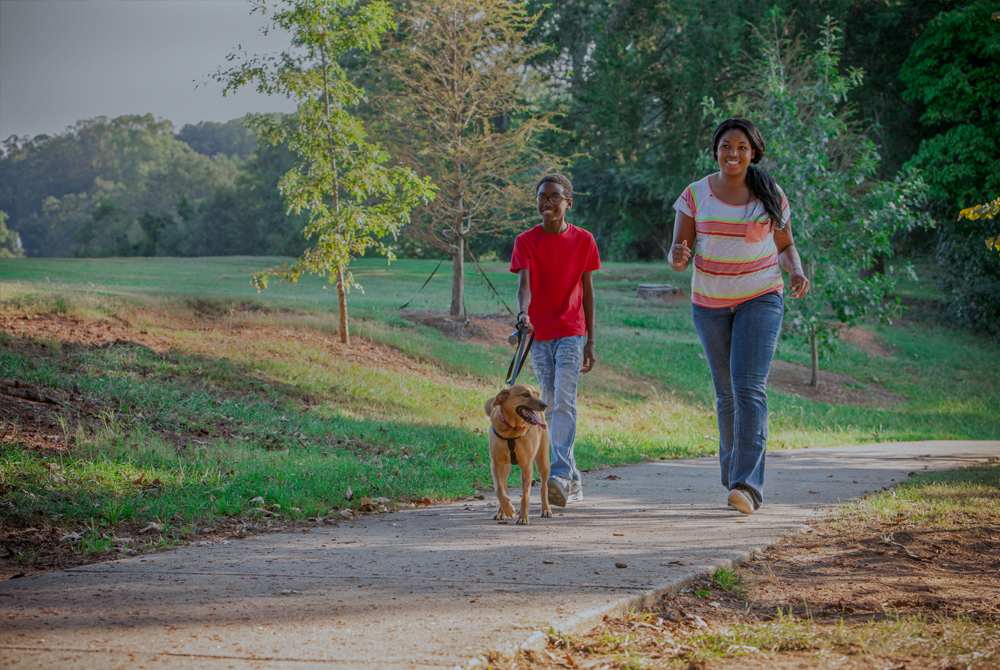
[581,340,596,374]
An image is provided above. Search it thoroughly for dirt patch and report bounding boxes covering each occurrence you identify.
[399,307,518,348]
[839,325,895,358]
[768,359,904,407]
[1,313,172,354]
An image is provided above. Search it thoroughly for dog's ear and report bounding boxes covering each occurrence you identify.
[492,389,510,406]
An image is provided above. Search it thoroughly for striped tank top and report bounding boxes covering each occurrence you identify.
[673,175,789,309]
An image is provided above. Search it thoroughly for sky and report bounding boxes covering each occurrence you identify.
[0,0,299,141]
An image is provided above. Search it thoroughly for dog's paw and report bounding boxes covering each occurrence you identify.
[493,510,506,520]
[541,508,552,518]
[516,516,529,525]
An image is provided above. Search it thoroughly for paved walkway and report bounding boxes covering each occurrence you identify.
[2,440,997,669]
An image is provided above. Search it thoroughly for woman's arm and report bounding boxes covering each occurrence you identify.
[581,271,596,373]
[669,211,696,272]
[773,224,809,298]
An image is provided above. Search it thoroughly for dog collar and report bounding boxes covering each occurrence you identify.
[498,412,529,433]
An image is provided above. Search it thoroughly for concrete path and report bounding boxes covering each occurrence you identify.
[2,440,997,669]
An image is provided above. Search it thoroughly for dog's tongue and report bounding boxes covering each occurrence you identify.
[520,409,547,428]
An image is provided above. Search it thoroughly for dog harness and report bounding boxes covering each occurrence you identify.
[491,425,524,467]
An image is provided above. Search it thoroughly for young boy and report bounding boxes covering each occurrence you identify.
[510,174,601,507]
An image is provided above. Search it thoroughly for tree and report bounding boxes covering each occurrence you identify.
[375,0,558,320]
[216,0,434,345]
[960,197,1000,258]
[708,14,929,386]
[0,211,24,258]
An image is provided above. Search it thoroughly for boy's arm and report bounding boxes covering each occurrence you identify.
[516,269,532,331]
[581,271,596,373]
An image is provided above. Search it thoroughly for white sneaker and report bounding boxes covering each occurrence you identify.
[567,479,583,504]
[727,489,755,515]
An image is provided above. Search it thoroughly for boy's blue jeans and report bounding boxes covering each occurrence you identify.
[692,292,783,508]
[530,335,585,482]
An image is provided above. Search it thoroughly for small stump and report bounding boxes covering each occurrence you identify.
[635,283,681,301]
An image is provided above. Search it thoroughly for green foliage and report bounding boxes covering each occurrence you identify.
[900,0,999,209]
[899,0,1000,336]
[216,0,434,343]
[708,14,930,376]
[176,119,258,159]
[1,115,241,257]
[0,211,24,258]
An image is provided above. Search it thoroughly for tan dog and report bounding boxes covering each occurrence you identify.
[484,383,552,524]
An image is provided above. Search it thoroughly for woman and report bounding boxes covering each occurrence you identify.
[670,117,809,515]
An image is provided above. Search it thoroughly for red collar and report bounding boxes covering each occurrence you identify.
[498,411,529,433]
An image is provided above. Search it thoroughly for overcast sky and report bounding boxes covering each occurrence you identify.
[0,0,298,141]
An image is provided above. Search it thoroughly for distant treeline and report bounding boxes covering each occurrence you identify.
[0,115,308,259]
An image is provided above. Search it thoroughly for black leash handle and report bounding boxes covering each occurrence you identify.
[505,321,534,387]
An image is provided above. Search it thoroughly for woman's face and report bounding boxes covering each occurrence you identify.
[715,129,755,179]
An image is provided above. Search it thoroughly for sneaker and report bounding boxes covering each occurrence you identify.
[547,476,571,507]
[567,479,583,504]
[727,488,755,515]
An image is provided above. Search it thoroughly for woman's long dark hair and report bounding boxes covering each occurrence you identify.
[711,117,786,231]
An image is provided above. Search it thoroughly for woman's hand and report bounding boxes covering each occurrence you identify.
[787,268,809,298]
[671,239,692,268]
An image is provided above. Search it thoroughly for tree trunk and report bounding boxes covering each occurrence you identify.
[450,235,465,321]
[809,328,820,387]
[336,264,349,345]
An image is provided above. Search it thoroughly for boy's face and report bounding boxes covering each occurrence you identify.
[536,182,572,226]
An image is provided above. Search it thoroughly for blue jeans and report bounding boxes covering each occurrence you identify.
[692,292,783,508]
[530,335,585,482]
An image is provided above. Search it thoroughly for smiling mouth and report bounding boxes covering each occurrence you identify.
[516,406,547,428]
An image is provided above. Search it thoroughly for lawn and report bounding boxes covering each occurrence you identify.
[1,256,997,561]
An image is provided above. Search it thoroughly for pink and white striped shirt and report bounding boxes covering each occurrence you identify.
[673,175,789,309]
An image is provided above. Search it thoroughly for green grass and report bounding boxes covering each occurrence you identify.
[1,256,998,539]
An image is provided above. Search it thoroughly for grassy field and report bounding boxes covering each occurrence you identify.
[1,256,998,560]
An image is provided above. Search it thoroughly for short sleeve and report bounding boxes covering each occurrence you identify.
[779,188,791,226]
[509,233,529,273]
[673,186,697,218]
[584,234,601,273]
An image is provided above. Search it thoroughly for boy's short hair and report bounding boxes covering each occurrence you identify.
[535,173,573,199]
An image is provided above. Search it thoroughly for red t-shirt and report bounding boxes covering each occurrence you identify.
[509,224,601,340]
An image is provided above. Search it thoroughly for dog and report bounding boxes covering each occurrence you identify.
[484,383,552,524]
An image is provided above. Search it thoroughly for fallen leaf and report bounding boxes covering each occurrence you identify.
[338,510,353,519]
[808,491,820,494]
[60,532,83,542]
[613,533,624,537]
[615,562,627,569]
[708,601,720,608]
[604,475,621,480]
[542,560,553,564]
[139,522,162,534]
[410,497,431,507]
[249,496,265,504]
[345,487,354,501]
[372,497,391,504]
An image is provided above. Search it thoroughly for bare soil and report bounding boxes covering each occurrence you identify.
[768,359,905,408]
[398,307,519,347]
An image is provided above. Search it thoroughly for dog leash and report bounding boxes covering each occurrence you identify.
[505,321,534,387]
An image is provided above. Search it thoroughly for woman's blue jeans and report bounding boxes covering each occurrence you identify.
[692,291,783,508]
[530,335,585,482]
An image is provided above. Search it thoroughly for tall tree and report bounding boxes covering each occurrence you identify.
[216,0,433,345]
[709,14,929,385]
[375,0,558,320]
